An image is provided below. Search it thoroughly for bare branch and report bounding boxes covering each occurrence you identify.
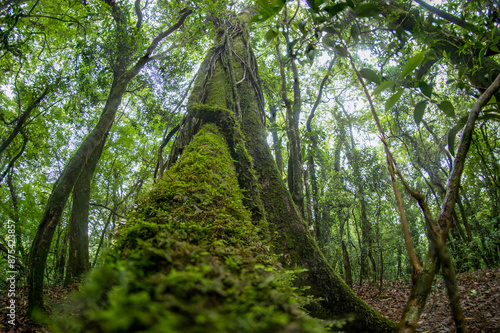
[306,57,335,132]
[135,0,143,30]
[89,202,125,219]
[145,8,192,58]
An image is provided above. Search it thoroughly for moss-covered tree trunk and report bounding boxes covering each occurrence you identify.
[167,9,396,332]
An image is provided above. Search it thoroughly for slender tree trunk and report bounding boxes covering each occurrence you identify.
[304,168,314,226]
[65,133,107,285]
[55,230,68,284]
[92,211,113,267]
[276,34,304,216]
[6,170,26,261]
[400,74,500,332]
[269,104,284,174]
[339,108,376,282]
[340,215,353,288]
[27,7,192,316]
[305,58,333,243]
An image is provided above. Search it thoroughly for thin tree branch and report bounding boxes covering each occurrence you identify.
[438,73,500,233]
[145,8,192,58]
[0,133,28,183]
[89,202,125,219]
[135,0,143,30]
[414,0,500,37]
[306,57,335,132]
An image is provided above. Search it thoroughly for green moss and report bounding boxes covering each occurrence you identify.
[52,124,326,333]
[187,102,265,224]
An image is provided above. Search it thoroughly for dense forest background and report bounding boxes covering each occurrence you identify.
[0,0,499,332]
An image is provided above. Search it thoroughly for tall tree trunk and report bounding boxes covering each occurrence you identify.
[269,104,284,174]
[305,58,333,244]
[167,10,396,332]
[340,213,353,288]
[276,34,304,216]
[27,7,192,317]
[64,133,107,285]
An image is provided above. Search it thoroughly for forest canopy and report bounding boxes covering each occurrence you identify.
[0,0,499,332]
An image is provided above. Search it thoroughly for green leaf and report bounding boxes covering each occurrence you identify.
[324,3,347,17]
[385,89,404,111]
[458,67,467,78]
[418,81,433,98]
[270,0,286,13]
[345,0,355,8]
[287,39,299,54]
[306,44,317,64]
[360,68,380,84]
[322,35,335,48]
[372,80,394,95]
[438,100,455,117]
[313,15,327,24]
[333,45,348,57]
[478,112,500,122]
[487,95,497,105]
[265,27,279,43]
[414,101,427,125]
[401,51,427,78]
[479,48,486,65]
[351,24,360,43]
[249,11,272,24]
[307,0,325,13]
[323,25,337,34]
[356,3,382,17]
[448,123,465,156]
[298,21,308,34]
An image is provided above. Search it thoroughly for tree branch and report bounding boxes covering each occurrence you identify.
[0,133,28,183]
[89,202,125,219]
[438,73,500,233]
[135,0,143,30]
[414,0,499,37]
[306,57,335,132]
[145,8,192,58]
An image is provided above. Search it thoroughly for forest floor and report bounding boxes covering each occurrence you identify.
[353,267,500,332]
[1,268,499,332]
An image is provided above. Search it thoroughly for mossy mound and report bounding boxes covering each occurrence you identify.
[53,124,326,332]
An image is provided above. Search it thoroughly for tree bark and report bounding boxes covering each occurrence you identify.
[27,7,192,317]
[276,34,305,216]
[64,133,107,285]
[399,74,500,332]
[168,10,396,332]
